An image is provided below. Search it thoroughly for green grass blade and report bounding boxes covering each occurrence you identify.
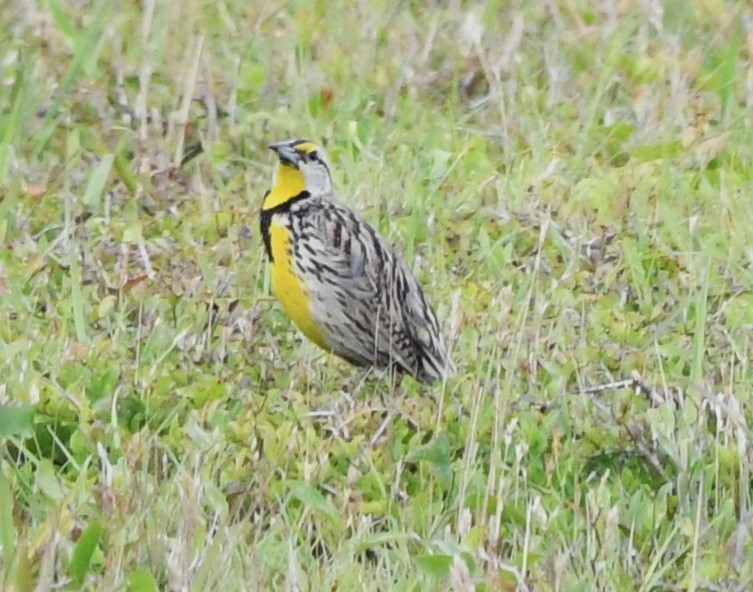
[32,0,111,158]
[717,28,740,119]
[41,0,77,47]
[0,476,16,582]
[83,154,114,210]
[67,522,103,583]
[690,266,709,385]
[68,244,88,344]
[0,54,30,187]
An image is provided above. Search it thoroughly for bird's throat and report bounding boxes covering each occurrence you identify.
[263,163,306,210]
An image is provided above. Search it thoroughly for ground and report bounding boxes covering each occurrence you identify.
[1,0,752,590]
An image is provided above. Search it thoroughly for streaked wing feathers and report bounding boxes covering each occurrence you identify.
[295,199,453,382]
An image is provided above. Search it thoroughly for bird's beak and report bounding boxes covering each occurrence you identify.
[268,141,301,167]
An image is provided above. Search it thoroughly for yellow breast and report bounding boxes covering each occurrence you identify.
[269,220,330,350]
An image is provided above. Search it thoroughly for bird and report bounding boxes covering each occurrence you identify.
[259,138,454,383]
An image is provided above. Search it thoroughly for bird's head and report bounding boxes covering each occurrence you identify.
[268,138,333,199]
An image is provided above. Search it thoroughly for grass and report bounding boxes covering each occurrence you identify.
[1,0,753,590]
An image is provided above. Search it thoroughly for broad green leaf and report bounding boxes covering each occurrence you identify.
[633,141,682,162]
[36,460,63,501]
[414,553,452,578]
[126,569,159,592]
[405,433,452,486]
[0,405,34,438]
[288,480,339,524]
[122,223,143,244]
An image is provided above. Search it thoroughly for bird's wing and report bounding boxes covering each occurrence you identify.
[302,200,451,380]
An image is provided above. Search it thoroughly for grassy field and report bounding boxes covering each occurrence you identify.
[2,0,753,590]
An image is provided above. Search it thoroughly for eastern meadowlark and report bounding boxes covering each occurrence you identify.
[260,138,454,383]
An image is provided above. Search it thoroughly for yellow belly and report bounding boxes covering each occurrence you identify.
[269,221,330,350]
